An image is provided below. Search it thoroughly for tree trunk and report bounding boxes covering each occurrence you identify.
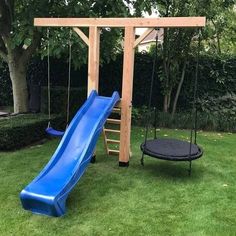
[167,88,172,110]
[163,95,168,113]
[216,32,221,55]
[171,60,187,117]
[211,19,221,55]
[8,58,28,113]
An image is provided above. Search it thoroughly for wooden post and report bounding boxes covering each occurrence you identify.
[88,26,100,96]
[119,26,135,166]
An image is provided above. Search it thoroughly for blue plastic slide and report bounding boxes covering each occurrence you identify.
[20,90,120,217]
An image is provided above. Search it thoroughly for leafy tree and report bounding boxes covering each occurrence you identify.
[133,0,236,115]
[0,0,130,113]
[204,2,236,55]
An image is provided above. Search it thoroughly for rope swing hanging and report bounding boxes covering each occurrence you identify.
[140,29,203,175]
[45,28,72,137]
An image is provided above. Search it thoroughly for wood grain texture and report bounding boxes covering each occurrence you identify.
[87,26,100,96]
[34,17,206,28]
[119,26,135,163]
[73,27,89,46]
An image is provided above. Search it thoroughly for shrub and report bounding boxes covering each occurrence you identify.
[0,114,64,151]
[198,93,236,132]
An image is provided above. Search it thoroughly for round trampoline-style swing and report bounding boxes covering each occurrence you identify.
[140,29,203,175]
[141,138,203,161]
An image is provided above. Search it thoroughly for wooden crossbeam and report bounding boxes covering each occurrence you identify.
[34,17,206,28]
[73,27,89,46]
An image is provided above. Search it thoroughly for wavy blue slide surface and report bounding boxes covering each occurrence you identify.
[20,90,120,217]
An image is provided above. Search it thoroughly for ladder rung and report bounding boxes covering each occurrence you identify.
[107,139,120,144]
[108,149,120,155]
[106,118,121,125]
[112,107,121,113]
[115,101,121,108]
[104,129,120,134]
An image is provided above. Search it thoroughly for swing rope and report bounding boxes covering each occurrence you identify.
[66,29,72,126]
[47,28,51,128]
[46,28,72,136]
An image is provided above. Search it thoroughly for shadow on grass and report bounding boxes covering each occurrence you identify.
[139,159,204,180]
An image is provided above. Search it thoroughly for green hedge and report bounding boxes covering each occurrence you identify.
[1,54,236,110]
[131,107,236,132]
[1,54,236,132]
[0,114,64,151]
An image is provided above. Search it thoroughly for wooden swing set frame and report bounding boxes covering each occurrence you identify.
[34,16,206,166]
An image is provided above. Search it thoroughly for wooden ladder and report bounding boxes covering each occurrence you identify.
[103,105,121,156]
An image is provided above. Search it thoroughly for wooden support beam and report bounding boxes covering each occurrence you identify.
[119,26,135,165]
[73,27,89,46]
[87,26,100,95]
[34,17,206,28]
[134,28,154,48]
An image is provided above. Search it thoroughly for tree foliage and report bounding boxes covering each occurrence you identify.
[132,0,236,114]
[0,0,235,114]
[0,0,131,112]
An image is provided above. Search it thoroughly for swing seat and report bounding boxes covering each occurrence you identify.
[46,127,64,137]
[141,138,203,161]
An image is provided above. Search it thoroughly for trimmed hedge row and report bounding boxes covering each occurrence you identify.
[0,114,64,151]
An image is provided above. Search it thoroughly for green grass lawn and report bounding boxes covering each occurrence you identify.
[0,127,235,236]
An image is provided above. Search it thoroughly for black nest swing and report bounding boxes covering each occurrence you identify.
[141,138,203,161]
[140,29,203,175]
